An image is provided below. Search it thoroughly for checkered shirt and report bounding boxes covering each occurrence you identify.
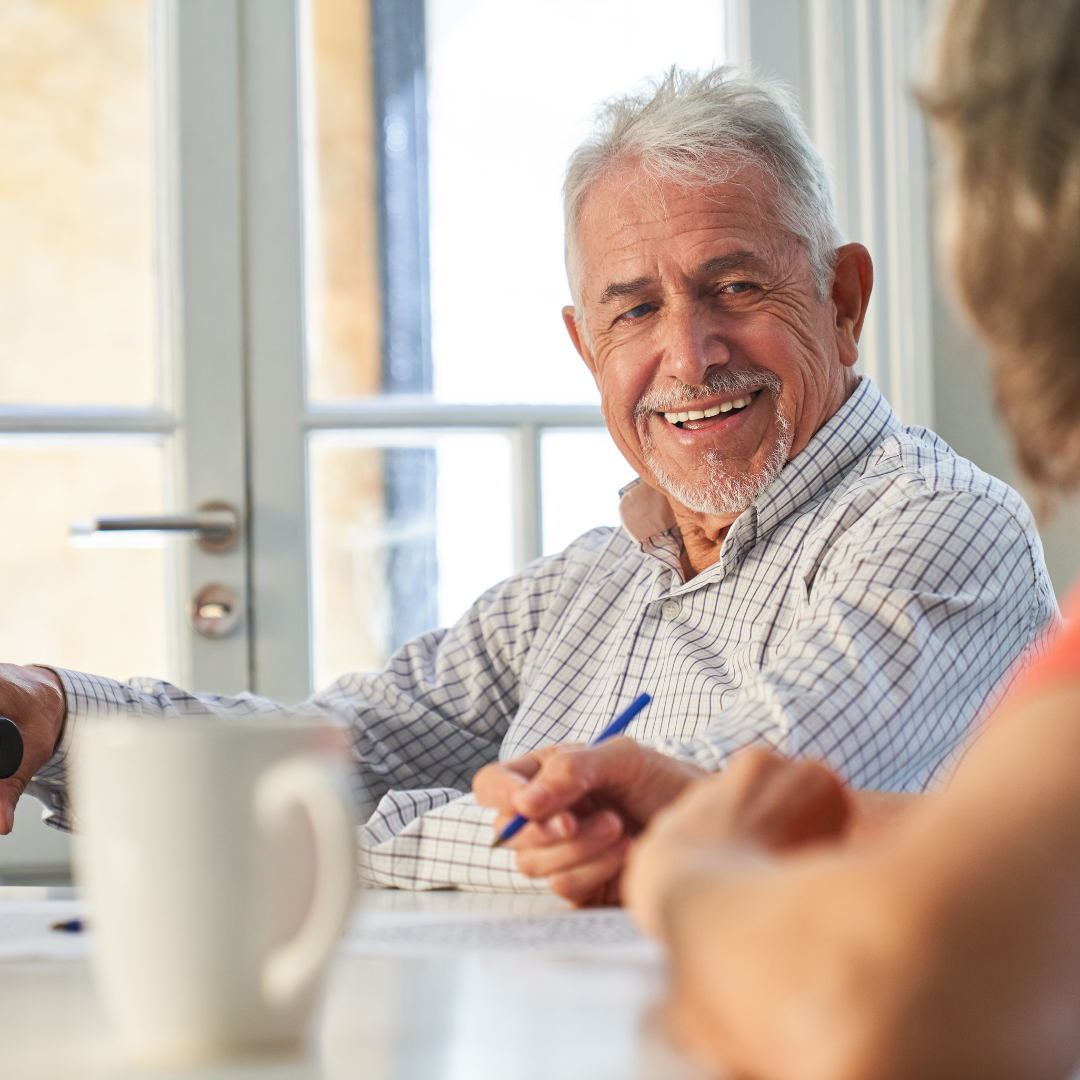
[29,378,1057,893]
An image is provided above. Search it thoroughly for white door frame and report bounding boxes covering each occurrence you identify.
[168,0,252,692]
[727,0,935,429]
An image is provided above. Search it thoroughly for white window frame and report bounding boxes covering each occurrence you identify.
[728,0,935,429]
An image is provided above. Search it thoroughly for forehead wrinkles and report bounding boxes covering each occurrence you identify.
[583,163,785,245]
[578,175,796,308]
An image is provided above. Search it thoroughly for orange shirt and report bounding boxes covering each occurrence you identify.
[1014,581,1080,693]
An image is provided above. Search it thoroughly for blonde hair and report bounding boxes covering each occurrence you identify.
[921,0,1080,493]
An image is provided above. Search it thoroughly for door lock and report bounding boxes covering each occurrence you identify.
[190,583,242,639]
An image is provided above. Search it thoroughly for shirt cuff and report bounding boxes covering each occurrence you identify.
[359,789,549,893]
[24,669,135,832]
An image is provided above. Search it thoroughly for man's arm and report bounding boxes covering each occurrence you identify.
[476,487,1055,902]
[4,553,571,891]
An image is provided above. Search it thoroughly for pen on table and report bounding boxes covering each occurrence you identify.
[490,691,652,850]
[50,920,84,933]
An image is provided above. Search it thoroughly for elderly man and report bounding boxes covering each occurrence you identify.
[0,68,1055,898]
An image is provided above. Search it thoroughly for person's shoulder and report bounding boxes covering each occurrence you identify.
[480,525,636,600]
[528,525,637,575]
[852,424,1034,525]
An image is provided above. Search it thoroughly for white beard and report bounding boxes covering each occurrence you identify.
[635,370,792,517]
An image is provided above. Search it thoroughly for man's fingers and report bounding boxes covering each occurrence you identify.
[0,786,16,834]
[546,836,632,907]
[514,810,624,878]
[473,746,581,814]
[494,810,579,849]
[511,738,705,825]
[510,740,632,819]
[475,760,537,812]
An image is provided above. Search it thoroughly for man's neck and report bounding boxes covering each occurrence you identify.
[669,503,739,580]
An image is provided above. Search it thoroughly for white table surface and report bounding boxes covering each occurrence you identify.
[0,887,707,1080]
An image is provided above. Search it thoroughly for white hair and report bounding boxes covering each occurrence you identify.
[563,66,844,316]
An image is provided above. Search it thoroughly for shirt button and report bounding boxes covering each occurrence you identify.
[661,600,680,621]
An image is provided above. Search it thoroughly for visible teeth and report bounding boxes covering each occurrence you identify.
[662,393,755,425]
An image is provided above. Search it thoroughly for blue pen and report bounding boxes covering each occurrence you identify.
[490,692,652,849]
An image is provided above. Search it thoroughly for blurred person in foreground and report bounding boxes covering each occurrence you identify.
[618,2,1080,1078]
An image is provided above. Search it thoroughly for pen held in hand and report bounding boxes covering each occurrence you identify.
[490,692,652,850]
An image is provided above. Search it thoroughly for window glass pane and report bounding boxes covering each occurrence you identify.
[0,0,158,406]
[426,0,726,405]
[0,436,172,681]
[302,0,724,404]
[302,0,382,401]
[309,429,513,687]
[541,429,637,556]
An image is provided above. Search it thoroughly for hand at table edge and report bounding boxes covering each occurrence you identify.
[0,664,66,834]
[473,739,705,906]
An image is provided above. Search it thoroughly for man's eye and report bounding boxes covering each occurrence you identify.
[721,281,754,294]
[623,302,654,319]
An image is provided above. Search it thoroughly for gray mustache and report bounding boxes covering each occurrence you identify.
[634,369,782,419]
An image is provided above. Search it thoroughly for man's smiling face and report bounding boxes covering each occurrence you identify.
[564,163,862,525]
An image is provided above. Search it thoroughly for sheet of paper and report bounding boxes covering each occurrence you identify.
[0,896,663,963]
[343,906,663,962]
[0,899,90,961]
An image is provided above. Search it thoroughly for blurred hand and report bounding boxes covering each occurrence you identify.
[625,747,851,936]
[473,738,705,906]
[0,665,65,834]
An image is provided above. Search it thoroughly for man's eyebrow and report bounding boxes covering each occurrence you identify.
[695,251,761,276]
[598,276,655,306]
[596,252,764,306]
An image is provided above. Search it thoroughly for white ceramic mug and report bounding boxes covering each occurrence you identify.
[73,716,357,1066]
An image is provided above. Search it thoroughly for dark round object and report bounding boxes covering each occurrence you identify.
[0,717,23,780]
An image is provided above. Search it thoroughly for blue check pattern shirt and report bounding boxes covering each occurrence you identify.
[30,379,1057,892]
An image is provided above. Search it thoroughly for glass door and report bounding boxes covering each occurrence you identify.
[0,0,251,876]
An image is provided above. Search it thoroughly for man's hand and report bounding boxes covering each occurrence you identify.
[625,748,851,936]
[0,665,65,834]
[472,738,705,906]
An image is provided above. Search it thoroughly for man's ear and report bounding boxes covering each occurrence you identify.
[563,306,598,379]
[830,243,873,369]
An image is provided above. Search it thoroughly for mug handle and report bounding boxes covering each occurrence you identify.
[254,755,356,1009]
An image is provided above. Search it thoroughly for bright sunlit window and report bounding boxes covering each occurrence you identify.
[303,0,726,682]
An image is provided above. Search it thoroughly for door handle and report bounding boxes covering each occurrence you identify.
[70,500,241,554]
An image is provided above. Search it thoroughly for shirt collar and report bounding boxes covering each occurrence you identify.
[618,377,902,551]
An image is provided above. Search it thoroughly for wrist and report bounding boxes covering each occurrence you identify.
[27,665,67,755]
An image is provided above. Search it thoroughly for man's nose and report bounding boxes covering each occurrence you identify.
[659,304,730,385]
